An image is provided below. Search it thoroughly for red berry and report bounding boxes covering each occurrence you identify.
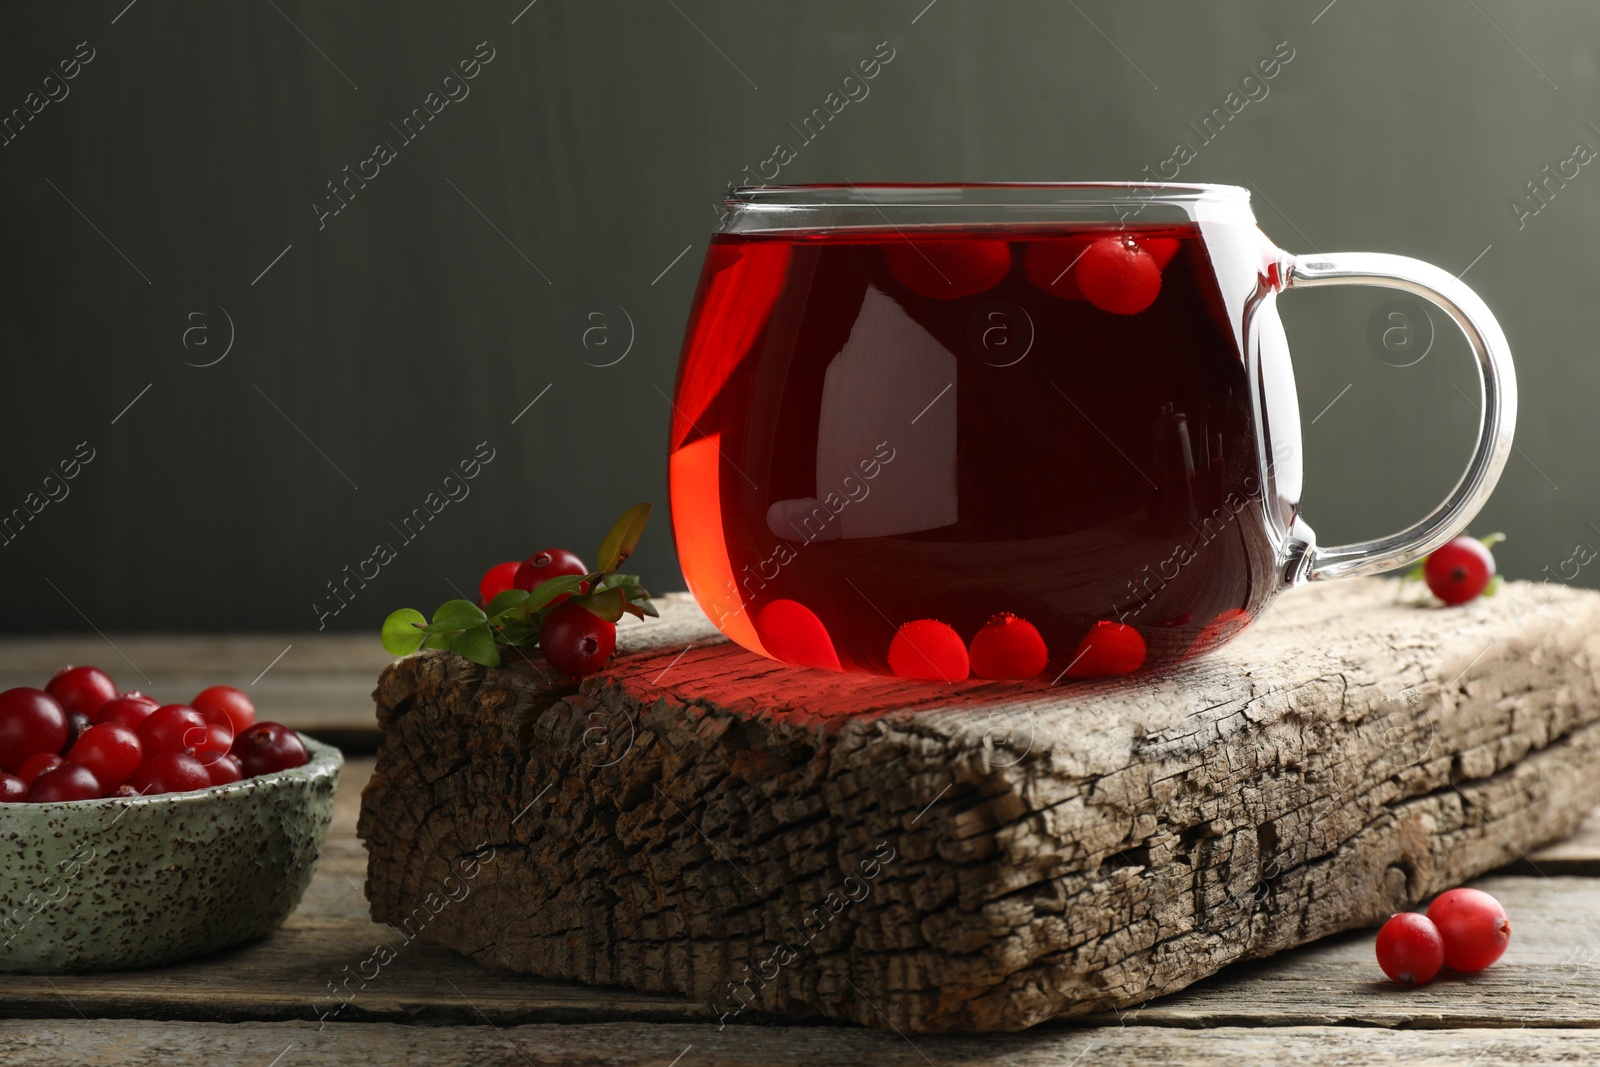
[27,762,102,802]
[191,686,255,736]
[192,722,235,765]
[1183,607,1254,661]
[62,711,94,753]
[888,619,970,682]
[68,722,143,790]
[231,722,310,777]
[755,599,842,671]
[1075,235,1162,315]
[1375,912,1446,986]
[968,613,1049,679]
[539,600,617,677]
[206,753,244,786]
[96,692,160,728]
[18,752,65,785]
[1023,236,1094,299]
[1427,887,1510,972]
[1139,236,1181,269]
[0,773,25,800]
[478,560,523,607]
[127,750,210,795]
[513,548,590,602]
[1424,537,1496,606]
[1065,621,1147,678]
[0,688,68,774]
[885,238,1012,299]
[137,705,212,756]
[45,665,118,717]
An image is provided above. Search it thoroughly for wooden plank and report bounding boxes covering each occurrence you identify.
[1114,870,1600,1028]
[359,579,1600,1031]
[1526,806,1600,872]
[2,755,1597,1034]
[0,759,708,1027]
[3,1020,1596,1067]
[0,634,392,750]
[11,624,1600,859]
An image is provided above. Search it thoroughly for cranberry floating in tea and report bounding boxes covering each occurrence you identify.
[668,184,1516,680]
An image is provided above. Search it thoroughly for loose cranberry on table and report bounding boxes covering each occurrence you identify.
[45,665,119,718]
[1424,536,1498,605]
[1427,887,1511,972]
[191,685,256,736]
[96,692,160,728]
[0,687,69,773]
[68,722,143,791]
[1375,912,1445,987]
[968,613,1049,680]
[26,762,102,802]
[477,560,523,607]
[127,750,212,795]
[539,600,617,678]
[513,548,590,601]
[232,722,309,778]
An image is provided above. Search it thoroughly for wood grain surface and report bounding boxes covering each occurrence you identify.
[0,753,1595,1063]
[358,579,1600,1031]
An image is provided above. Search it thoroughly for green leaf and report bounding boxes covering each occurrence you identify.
[485,588,530,617]
[621,596,659,620]
[418,599,488,633]
[1478,532,1507,551]
[515,573,593,618]
[380,608,428,656]
[421,632,453,650]
[1484,574,1503,598]
[596,572,641,592]
[495,618,537,646]
[570,587,627,623]
[597,503,652,573]
[450,624,502,667]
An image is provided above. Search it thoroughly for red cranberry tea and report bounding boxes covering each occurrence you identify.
[670,221,1284,679]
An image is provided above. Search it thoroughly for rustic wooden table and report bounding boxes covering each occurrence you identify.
[3,631,1599,1065]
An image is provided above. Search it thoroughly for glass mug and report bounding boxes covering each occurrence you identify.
[667,183,1516,680]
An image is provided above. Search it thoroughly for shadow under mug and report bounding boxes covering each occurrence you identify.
[667,182,1516,680]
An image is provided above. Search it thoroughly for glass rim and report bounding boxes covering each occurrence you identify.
[723,182,1252,208]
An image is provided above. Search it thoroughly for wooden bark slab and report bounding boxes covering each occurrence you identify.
[358,578,1600,1033]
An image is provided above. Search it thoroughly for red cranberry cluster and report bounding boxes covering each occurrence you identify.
[884,232,1179,315]
[1376,887,1511,986]
[478,549,618,677]
[879,613,1149,683]
[0,666,309,803]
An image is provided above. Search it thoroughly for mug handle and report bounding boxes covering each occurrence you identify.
[1283,252,1519,583]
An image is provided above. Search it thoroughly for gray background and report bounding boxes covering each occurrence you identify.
[0,0,1589,633]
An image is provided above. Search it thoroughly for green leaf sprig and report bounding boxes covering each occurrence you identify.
[380,503,657,668]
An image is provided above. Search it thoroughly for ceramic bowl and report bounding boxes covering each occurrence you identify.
[0,736,342,972]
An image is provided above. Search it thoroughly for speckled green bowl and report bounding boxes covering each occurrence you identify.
[0,736,341,972]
